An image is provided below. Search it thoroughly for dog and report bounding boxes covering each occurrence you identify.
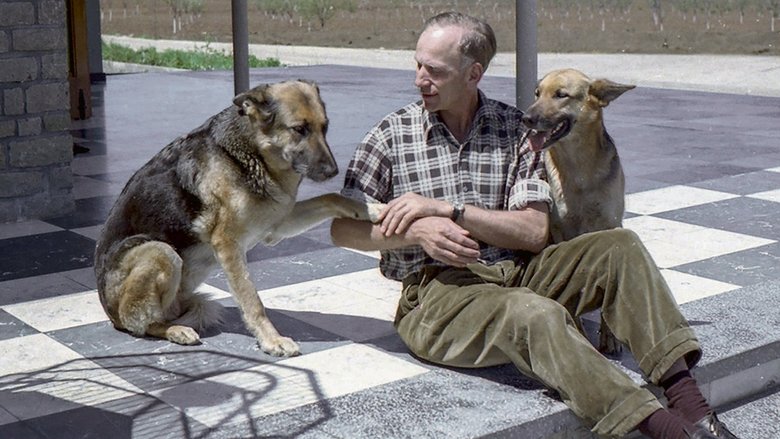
[94,80,380,357]
[521,68,634,353]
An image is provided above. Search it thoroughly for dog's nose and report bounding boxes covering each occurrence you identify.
[521,113,536,127]
[322,161,338,179]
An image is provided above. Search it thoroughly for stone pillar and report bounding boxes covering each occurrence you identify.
[0,0,74,222]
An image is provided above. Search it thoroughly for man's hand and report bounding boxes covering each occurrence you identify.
[379,192,451,237]
[408,217,480,267]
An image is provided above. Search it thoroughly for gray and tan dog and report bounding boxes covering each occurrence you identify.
[522,68,634,353]
[522,68,634,243]
[95,80,380,357]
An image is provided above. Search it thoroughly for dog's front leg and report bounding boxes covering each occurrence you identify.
[211,233,299,357]
[264,193,383,246]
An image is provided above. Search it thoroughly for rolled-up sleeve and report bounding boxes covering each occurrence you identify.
[506,140,552,210]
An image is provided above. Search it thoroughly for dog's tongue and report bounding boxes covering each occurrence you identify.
[526,130,549,152]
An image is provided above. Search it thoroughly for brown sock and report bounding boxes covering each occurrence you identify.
[638,408,697,439]
[662,371,712,423]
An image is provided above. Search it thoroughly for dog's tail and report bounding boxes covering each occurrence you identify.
[173,293,225,332]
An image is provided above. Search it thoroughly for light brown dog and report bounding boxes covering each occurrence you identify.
[522,68,634,352]
[94,80,380,357]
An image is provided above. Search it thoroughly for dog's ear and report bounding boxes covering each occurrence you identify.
[589,79,635,107]
[233,85,276,127]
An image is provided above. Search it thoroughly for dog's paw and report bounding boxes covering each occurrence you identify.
[260,335,300,357]
[366,203,385,223]
[262,232,283,247]
[167,325,201,345]
[598,329,623,356]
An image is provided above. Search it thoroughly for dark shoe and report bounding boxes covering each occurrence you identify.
[695,412,740,438]
[686,426,717,439]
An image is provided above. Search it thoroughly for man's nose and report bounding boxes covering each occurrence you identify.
[415,67,428,88]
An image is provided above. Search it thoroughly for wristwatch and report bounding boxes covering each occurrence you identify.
[450,202,465,223]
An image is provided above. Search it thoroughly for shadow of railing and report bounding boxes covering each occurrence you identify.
[0,348,335,438]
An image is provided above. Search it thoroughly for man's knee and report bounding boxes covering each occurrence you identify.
[588,228,649,260]
[499,291,571,331]
[597,228,640,246]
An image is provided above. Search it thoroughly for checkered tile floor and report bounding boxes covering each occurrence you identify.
[1,67,778,438]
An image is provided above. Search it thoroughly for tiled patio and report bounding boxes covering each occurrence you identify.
[1,65,779,438]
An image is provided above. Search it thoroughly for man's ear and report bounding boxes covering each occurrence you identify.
[233,85,276,127]
[589,79,635,107]
[468,62,485,84]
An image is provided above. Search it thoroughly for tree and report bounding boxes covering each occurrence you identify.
[166,0,204,34]
[254,0,296,22]
[650,0,664,30]
[767,0,780,31]
[298,0,356,28]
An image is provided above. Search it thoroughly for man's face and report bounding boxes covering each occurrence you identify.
[414,25,473,114]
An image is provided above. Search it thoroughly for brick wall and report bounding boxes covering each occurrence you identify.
[0,0,74,222]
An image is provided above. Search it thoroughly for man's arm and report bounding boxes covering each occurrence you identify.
[373,192,549,253]
[456,201,549,254]
[331,198,549,266]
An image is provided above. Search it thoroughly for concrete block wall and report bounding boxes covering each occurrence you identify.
[0,0,74,223]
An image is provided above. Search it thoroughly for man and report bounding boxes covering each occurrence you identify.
[331,11,738,439]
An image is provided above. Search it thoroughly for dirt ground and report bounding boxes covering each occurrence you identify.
[100,0,779,56]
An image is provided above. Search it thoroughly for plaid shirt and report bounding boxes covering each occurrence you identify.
[342,90,551,280]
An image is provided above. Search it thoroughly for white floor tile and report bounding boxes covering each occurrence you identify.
[747,188,780,204]
[155,344,428,428]
[322,268,401,301]
[343,247,381,260]
[0,220,62,240]
[624,216,705,242]
[260,280,391,317]
[196,283,233,300]
[625,185,738,215]
[625,217,774,268]
[0,334,142,421]
[660,269,740,304]
[3,290,108,332]
[259,279,397,341]
[69,224,104,241]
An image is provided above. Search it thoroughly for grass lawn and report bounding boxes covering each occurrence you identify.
[101,40,281,70]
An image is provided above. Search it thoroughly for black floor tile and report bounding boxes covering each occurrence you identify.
[655,196,780,241]
[207,247,378,292]
[71,139,108,157]
[19,406,133,439]
[246,234,334,263]
[0,420,48,439]
[0,231,95,282]
[689,170,780,196]
[87,169,136,184]
[70,127,106,141]
[0,271,94,306]
[49,307,347,394]
[673,242,780,287]
[640,163,760,185]
[0,309,38,341]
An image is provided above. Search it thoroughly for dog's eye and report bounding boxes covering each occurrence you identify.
[555,90,569,99]
[534,88,540,98]
[291,125,309,136]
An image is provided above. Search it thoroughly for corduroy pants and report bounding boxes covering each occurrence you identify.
[394,228,702,438]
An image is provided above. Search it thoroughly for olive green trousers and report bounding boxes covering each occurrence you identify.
[394,229,702,438]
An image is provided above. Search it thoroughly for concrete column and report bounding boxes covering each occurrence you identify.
[231,0,249,96]
[86,0,104,81]
[515,0,537,110]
